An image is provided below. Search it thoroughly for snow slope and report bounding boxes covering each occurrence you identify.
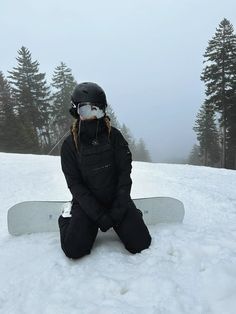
[0,152,236,314]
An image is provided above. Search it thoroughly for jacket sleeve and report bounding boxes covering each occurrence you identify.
[110,130,133,224]
[60,139,104,222]
[114,130,133,200]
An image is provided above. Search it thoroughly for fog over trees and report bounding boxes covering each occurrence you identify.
[0,47,151,161]
[190,18,236,170]
[1,18,236,169]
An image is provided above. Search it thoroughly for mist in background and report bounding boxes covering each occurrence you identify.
[1,0,236,162]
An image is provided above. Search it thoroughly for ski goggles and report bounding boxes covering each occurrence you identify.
[77,102,105,119]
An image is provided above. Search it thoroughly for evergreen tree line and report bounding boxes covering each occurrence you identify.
[0,46,151,161]
[190,18,236,170]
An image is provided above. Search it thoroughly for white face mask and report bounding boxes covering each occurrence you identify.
[77,103,105,119]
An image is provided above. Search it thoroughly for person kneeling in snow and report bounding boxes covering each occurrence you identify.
[58,82,151,259]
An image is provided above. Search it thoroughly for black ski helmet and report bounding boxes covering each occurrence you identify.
[70,82,107,118]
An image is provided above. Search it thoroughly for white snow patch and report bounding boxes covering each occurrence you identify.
[0,152,236,313]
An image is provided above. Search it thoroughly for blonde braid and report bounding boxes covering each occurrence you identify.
[71,116,111,152]
[104,115,111,138]
[71,119,79,152]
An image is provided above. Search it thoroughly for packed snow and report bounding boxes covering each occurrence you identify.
[0,152,236,314]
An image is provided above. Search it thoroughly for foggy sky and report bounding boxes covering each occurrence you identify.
[1,0,236,162]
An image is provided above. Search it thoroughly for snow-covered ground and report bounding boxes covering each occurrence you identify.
[0,152,236,314]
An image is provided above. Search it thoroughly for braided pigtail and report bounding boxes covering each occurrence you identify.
[71,119,80,152]
[104,115,111,139]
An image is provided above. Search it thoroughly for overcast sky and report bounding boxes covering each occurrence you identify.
[1,0,236,162]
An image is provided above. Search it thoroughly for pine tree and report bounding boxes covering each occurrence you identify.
[0,72,17,152]
[106,104,120,129]
[8,46,51,153]
[201,18,236,167]
[188,144,202,166]
[106,104,152,162]
[135,138,152,162]
[120,123,137,157]
[226,88,236,168]
[0,71,29,153]
[51,62,77,144]
[193,103,221,166]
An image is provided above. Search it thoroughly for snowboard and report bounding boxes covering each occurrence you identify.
[7,197,185,236]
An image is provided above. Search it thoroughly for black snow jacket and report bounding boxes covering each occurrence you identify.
[60,118,133,225]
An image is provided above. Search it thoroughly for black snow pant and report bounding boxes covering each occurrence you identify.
[58,203,152,259]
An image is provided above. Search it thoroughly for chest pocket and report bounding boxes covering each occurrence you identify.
[78,143,116,183]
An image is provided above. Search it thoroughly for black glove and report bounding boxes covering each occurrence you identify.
[97,214,113,232]
[109,197,131,227]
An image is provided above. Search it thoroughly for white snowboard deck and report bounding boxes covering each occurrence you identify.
[7,197,185,235]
